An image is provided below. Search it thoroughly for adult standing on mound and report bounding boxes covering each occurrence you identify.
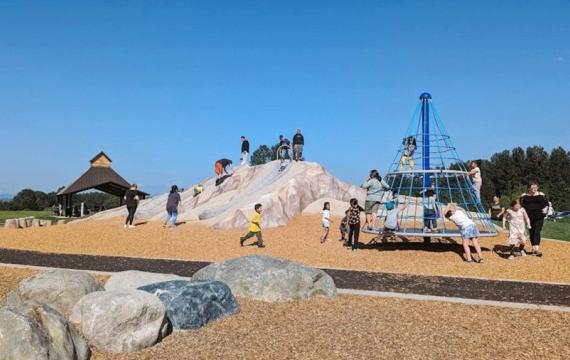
[240,136,250,166]
[292,129,304,161]
[520,180,549,257]
[124,183,140,228]
[361,170,390,230]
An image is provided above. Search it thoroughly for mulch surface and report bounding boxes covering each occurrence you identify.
[1,248,569,307]
[0,215,569,284]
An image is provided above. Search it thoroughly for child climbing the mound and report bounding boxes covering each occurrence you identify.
[399,136,416,171]
[346,198,364,251]
[503,199,531,260]
[240,203,265,248]
[444,203,484,263]
[320,202,332,243]
[339,210,349,242]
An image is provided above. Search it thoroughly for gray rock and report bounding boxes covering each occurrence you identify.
[0,302,90,360]
[138,280,239,330]
[193,255,337,302]
[32,219,41,227]
[105,270,189,291]
[3,269,104,317]
[70,290,169,353]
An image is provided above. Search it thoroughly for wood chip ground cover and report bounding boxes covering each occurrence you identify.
[0,215,569,283]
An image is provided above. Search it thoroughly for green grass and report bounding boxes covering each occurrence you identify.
[494,219,570,242]
[0,210,63,225]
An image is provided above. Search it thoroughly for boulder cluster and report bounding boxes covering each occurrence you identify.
[0,255,336,358]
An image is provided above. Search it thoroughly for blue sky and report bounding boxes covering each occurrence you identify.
[1,1,569,195]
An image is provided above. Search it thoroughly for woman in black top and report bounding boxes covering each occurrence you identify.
[520,181,548,257]
[488,195,505,221]
[163,185,181,228]
[124,183,140,228]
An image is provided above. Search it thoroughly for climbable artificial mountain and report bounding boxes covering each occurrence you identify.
[88,160,365,229]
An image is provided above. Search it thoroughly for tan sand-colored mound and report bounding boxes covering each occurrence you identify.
[87,161,365,229]
[1,215,569,283]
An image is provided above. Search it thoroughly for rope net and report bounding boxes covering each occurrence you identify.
[371,94,497,238]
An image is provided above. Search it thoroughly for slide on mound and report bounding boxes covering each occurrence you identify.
[87,160,365,230]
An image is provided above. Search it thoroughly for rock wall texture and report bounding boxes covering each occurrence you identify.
[87,161,366,230]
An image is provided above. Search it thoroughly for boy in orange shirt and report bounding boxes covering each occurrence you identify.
[240,204,265,248]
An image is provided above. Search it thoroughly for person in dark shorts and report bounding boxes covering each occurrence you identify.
[124,183,140,228]
[292,129,304,161]
[520,181,549,257]
[163,185,181,228]
[240,136,250,166]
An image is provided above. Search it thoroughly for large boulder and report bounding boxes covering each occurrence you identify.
[192,255,337,302]
[0,302,90,360]
[105,270,190,291]
[4,269,104,317]
[3,218,18,229]
[138,280,239,330]
[70,290,169,353]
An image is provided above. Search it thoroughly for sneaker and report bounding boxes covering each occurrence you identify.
[508,254,515,260]
[520,250,528,257]
[478,258,485,264]
[128,225,136,229]
[124,224,127,229]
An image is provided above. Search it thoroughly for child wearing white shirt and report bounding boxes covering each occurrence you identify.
[321,202,332,244]
[444,203,484,263]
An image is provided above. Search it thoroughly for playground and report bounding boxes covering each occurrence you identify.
[1,94,569,359]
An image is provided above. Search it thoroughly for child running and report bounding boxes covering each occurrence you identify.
[240,203,265,248]
[321,202,332,243]
[503,199,531,260]
[339,210,349,241]
[444,203,484,263]
[346,198,364,251]
[163,185,181,228]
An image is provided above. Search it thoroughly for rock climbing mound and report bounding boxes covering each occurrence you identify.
[87,161,364,229]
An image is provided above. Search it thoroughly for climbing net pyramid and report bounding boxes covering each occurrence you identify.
[374,93,497,238]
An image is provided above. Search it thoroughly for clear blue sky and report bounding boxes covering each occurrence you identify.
[1,1,569,195]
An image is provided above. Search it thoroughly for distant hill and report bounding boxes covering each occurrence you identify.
[0,194,13,201]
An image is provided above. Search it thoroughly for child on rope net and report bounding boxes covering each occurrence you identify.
[320,202,332,244]
[444,203,484,263]
[420,187,438,233]
[399,136,416,171]
[240,203,265,248]
[503,199,531,260]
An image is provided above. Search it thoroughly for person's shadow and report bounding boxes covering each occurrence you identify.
[360,236,491,260]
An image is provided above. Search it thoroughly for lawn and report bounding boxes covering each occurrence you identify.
[494,219,570,242]
[0,210,62,225]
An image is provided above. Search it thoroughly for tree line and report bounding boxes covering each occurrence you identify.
[0,188,119,211]
[478,146,570,210]
[2,145,568,211]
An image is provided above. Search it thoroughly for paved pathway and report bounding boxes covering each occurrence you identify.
[1,248,568,307]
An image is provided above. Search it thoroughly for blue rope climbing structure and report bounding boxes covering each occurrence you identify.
[370,93,497,238]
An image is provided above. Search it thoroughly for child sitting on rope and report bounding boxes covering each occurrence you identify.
[383,200,406,233]
[399,136,416,171]
[444,203,484,263]
[503,199,531,260]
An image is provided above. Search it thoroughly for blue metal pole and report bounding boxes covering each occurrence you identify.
[420,92,431,188]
